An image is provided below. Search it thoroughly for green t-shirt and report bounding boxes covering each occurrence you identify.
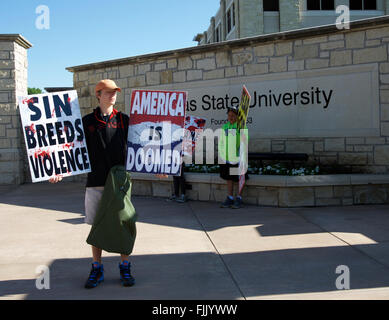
[218,121,248,164]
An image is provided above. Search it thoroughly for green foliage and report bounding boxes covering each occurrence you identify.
[184,163,321,176]
[28,87,43,95]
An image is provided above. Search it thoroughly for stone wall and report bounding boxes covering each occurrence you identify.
[131,172,389,207]
[67,16,389,175]
[0,35,31,184]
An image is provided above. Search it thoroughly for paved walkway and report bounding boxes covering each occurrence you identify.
[1,182,389,300]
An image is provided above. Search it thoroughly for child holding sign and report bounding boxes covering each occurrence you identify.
[218,106,249,209]
[50,79,135,289]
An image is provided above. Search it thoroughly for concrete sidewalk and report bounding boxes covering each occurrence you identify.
[1,182,389,300]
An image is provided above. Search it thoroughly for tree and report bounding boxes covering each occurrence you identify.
[28,87,43,95]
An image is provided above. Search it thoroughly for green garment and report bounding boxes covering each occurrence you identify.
[218,121,249,164]
[86,165,137,255]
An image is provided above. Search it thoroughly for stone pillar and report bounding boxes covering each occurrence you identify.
[279,0,302,32]
[234,0,240,38]
[211,17,216,43]
[239,0,264,38]
[0,34,32,184]
[220,0,226,41]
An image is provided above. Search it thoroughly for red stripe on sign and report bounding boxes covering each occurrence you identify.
[129,114,185,127]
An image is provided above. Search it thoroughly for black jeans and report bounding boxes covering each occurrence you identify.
[173,169,185,196]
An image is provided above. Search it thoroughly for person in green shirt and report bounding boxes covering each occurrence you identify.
[218,106,249,209]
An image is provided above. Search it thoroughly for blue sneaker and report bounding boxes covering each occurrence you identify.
[85,262,104,289]
[119,261,135,287]
[232,196,243,209]
[220,196,234,208]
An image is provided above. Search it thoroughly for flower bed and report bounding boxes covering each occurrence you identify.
[185,162,321,176]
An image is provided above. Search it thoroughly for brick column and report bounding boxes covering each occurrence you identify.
[0,34,32,184]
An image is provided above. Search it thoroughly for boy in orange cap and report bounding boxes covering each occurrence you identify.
[50,79,135,288]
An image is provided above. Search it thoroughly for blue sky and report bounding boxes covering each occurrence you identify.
[0,0,219,90]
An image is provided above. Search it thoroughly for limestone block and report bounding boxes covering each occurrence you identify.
[119,64,134,78]
[346,137,364,144]
[338,153,367,165]
[203,69,224,80]
[366,39,381,47]
[225,67,237,77]
[324,138,345,151]
[197,58,216,70]
[354,145,373,152]
[285,140,313,154]
[173,71,186,83]
[0,79,14,90]
[0,51,10,59]
[269,56,287,72]
[288,60,304,71]
[146,71,160,85]
[279,187,315,207]
[333,186,352,198]
[167,59,177,69]
[353,185,388,204]
[257,187,279,206]
[320,40,344,50]
[198,183,211,201]
[380,62,389,73]
[294,45,319,60]
[365,137,386,145]
[381,74,389,84]
[244,63,268,76]
[314,142,324,152]
[249,139,271,152]
[254,43,274,57]
[303,36,328,45]
[366,26,389,40]
[131,180,152,196]
[137,64,151,75]
[330,50,352,66]
[0,93,9,103]
[275,42,293,56]
[353,46,387,64]
[152,181,171,197]
[178,57,193,70]
[315,198,342,206]
[315,186,333,198]
[345,31,365,49]
[216,51,231,67]
[232,52,253,65]
[374,145,389,165]
[381,90,389,104]
[6,128,17,138]
[128,75,146,88]
[305,58,329,69]
[0,42,14,50]
[154,62,166,71]
[161,70,173,84]
[328,34,344,41]
[187,70,202,81]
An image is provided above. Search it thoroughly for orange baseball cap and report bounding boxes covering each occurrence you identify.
[95,79,121,96]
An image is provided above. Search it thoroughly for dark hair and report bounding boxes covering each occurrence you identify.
[227,107,238,114]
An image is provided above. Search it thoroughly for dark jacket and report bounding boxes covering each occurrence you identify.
[82,107,129,187]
